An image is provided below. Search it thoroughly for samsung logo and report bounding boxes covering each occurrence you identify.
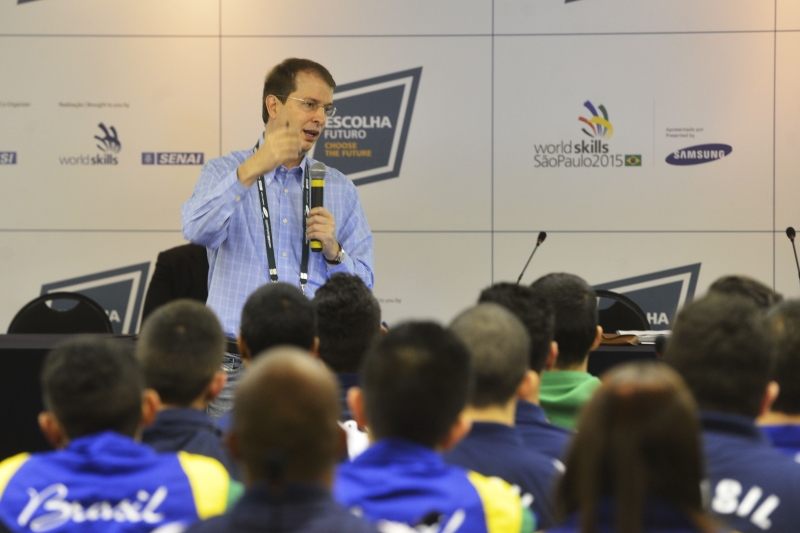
[0,152,17,164]
[666,144,732,166]
[142,152,205,165]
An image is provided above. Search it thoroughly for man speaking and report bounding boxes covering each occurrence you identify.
[182,58,374,341]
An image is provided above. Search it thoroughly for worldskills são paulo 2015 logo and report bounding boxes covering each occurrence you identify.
[308,67,421,186]
[59,123,121,166]
[533,101,641,169]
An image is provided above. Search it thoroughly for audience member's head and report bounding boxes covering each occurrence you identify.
[313,273,381,373]
[137,299,226,408]
[666,294,775,418]
[531,273,601,369]
[450,303,530,409]
[708,275,783,311]
[478,282,556,373]
[239,282,317,361]
[767,300,800,415]
[352,321,473,449]
[229,347,342,486]
[39,337,153,447]
[556,362,716,533]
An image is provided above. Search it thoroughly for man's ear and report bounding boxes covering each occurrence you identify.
[237,334,252,366]
[590,325,604,351]
[311,337,320,359]
[265,94,281,122]
[348,387,368,433]
[141,389,160,428]
[760,381,780,418]
[438,412,472,453]
[206,372,227,402]
[38,412,68,449]
[516,370,537,400]
[546,341,559,370]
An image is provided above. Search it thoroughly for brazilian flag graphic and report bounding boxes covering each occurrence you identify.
[625,155,642,167]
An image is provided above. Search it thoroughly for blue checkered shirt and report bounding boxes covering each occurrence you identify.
[182,141,374,337]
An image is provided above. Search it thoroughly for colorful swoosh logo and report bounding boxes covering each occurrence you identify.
[579,101,613,140]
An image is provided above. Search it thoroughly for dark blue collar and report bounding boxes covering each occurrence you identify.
[149,407,221,434]
[354,438,444,467]
[700,410,767,442]
[465,421,525,446]
[515,399,549,424]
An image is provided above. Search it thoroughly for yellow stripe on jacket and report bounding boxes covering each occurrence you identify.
[467,470,535,533]
[0,453,30,500]
[177,451,234,519]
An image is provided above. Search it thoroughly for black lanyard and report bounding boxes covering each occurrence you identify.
[254,144,311,292]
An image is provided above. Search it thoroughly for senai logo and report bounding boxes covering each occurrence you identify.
[59,123,121,166]
[41,263,150,334]
[309,68,421,186]
[533,100,641,169]
[666,143,732,166]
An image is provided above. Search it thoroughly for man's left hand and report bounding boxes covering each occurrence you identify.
[307,207,339,260]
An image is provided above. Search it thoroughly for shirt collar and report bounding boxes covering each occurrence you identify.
[515,399,549,424]
[700,410,767,442]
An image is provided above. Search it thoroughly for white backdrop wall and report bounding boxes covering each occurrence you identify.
[0,0,798,333]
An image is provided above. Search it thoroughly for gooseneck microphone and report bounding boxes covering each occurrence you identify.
[516,231,547,285]
[309,162,326,252]
[787,227,800,289]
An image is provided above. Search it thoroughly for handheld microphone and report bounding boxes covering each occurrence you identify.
[516,231,547,285]
[309,162,326,252]
[787,227,800,289]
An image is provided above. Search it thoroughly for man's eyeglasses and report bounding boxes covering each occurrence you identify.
[277,96,336,118]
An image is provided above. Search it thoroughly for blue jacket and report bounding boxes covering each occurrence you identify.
[444,422,559,529]
[186,482,376,533]
[760,424,800,462]
[142,408,240,480]
[0,431,241,533]
[514,400,572,461]
[702,411,800,533]
[335,438,534,533]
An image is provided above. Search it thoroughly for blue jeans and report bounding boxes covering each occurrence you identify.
[208,352,244,419]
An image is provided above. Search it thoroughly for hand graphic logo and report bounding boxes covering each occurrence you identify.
[94,123,121,153]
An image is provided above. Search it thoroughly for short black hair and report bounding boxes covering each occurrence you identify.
[240,282,316,356]
[666,294,773,418]
[262,58,336,123]
[531,273,598,368]
[42,336,143,439]
[313,274,381,373]
[478,282,555,373]
[137,300,225,406]
[708,275,783,311]
[767,300,800,415]
[450,304,530,408]
[361,321,473,448]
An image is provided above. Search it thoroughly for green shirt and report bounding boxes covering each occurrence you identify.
[539,370,601,429]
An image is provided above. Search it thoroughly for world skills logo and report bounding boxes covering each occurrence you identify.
[579,101,613,140]
[533,100,641,169]
[309,67,421,186]
[41,263,150,334]
[593,263,701,331]
[59,123,121,166]
[0,152,17,164]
